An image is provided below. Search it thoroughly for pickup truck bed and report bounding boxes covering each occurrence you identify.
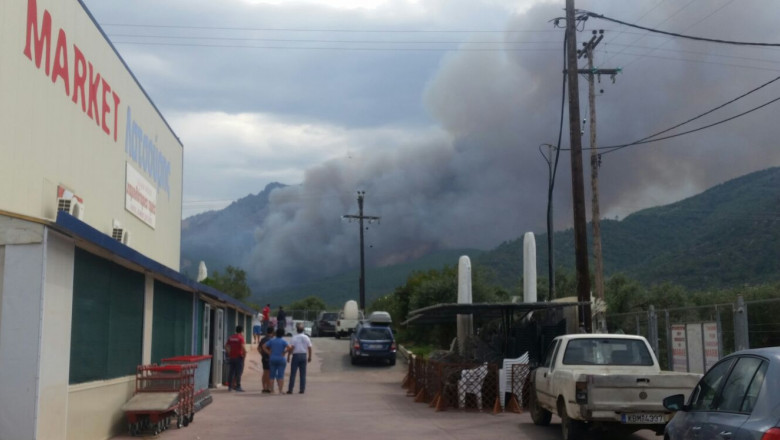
[530,334,701,440]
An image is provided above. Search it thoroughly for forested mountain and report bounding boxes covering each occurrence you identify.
[182,168,780,307]
[479,167,780,292]
[180,182,285,279]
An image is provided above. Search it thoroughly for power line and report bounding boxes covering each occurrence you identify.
[600,94,780,154]
[562,74,780,154]
[101,23,555,33]
[582,10,780,47]
[600,0,697,67]
[109,40,557,52]
[107,34,560,45]
[615,0,735,71]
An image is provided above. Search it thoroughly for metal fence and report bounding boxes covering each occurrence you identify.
[606,295,780,372]
[401,356,530,413]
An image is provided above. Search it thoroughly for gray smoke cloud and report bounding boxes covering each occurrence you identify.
[248,1,780,288]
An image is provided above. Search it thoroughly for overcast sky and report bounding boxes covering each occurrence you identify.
[81,0,780,286]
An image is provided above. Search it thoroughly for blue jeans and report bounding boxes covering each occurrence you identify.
[227,357,244,389]
[288,353,307,392]
[269,357,286,380]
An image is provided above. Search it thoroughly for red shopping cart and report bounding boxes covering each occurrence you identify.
[121,364,196,436]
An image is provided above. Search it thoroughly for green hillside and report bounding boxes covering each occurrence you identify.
[479,167,780,292]
[231,167,780,308]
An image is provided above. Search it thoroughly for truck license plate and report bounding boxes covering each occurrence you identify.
[621,413,665,424]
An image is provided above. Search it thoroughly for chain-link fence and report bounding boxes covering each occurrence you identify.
[606,295,780,372]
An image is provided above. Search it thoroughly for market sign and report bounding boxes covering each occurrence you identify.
[125,163,156,228]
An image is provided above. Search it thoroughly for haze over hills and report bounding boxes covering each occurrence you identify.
[481,166,780,292]
[181,167,780,306]
[180,182,286,281]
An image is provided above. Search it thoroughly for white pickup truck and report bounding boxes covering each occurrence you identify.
[529,333,701,440]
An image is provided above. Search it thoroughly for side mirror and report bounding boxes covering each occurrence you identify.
[663,394,687,412]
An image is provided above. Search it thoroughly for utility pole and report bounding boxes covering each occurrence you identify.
[578,30,621,333]
[541,143,557,300]
[565,0,592,332]
[343,191,380,311]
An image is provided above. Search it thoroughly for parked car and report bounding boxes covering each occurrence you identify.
[349,319,396,366]
[311,311,338,337]
[335,300,364,339]
[529,334,701,440]
[663,346,780,440]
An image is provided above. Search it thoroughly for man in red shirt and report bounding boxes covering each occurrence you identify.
[262,304,271,332]
[225,325,247,392]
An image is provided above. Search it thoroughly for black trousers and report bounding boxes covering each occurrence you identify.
[227,357,244,389]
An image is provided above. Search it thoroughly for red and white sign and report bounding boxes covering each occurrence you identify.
[125,163,156,228]
[703,322,720,371]
[671,324,688,372]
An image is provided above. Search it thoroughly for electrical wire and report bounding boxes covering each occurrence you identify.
[583,10,780,47]
[101,23,553,33]
[108,40,557,52]
[595,74,780,154]
[600,95,780,154]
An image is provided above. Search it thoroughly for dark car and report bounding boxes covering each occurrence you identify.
[349,322,396,366]
[311,311,338,337]
[663,346,780,440]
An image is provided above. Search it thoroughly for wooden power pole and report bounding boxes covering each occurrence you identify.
[343,191,380,311]
[565,0,592,332]
[578,30,621,332]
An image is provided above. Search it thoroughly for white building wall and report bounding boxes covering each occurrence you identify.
[38,230,74,440]
[0,227,75,440]
[0,0,183,270]
[0,231,45,439]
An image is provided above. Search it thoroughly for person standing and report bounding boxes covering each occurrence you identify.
[262,303,271,332]
[287,322,312,394]
[225,325,246,392]
[263,327,291,394]
[276,306,287,335]
[257,326,274,393]
[252,310,262,344]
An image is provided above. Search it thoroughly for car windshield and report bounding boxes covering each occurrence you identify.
[321,313,337,320]
[359,328,391,340]
[562,338,654,366]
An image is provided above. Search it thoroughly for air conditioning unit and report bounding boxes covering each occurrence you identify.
[111,227,130,245]
[57,197,84,220]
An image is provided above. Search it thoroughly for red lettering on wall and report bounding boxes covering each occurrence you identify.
[112,91,121,142]
[72,45,87,111]
[23,0,52,75]
[22,0,122,143]
[86,63,101,126]
[51,29,70,96]
[101,78,111,135]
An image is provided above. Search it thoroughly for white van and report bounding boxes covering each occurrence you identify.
[335,300,363,339]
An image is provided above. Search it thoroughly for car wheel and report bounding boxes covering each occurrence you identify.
[529,383,552,426]
[389,358,396,366]
[350,352,357,365]
[559,399,585,440]
[335,332,341,340]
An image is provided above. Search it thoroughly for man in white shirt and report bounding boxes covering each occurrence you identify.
[287,322,312,394]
